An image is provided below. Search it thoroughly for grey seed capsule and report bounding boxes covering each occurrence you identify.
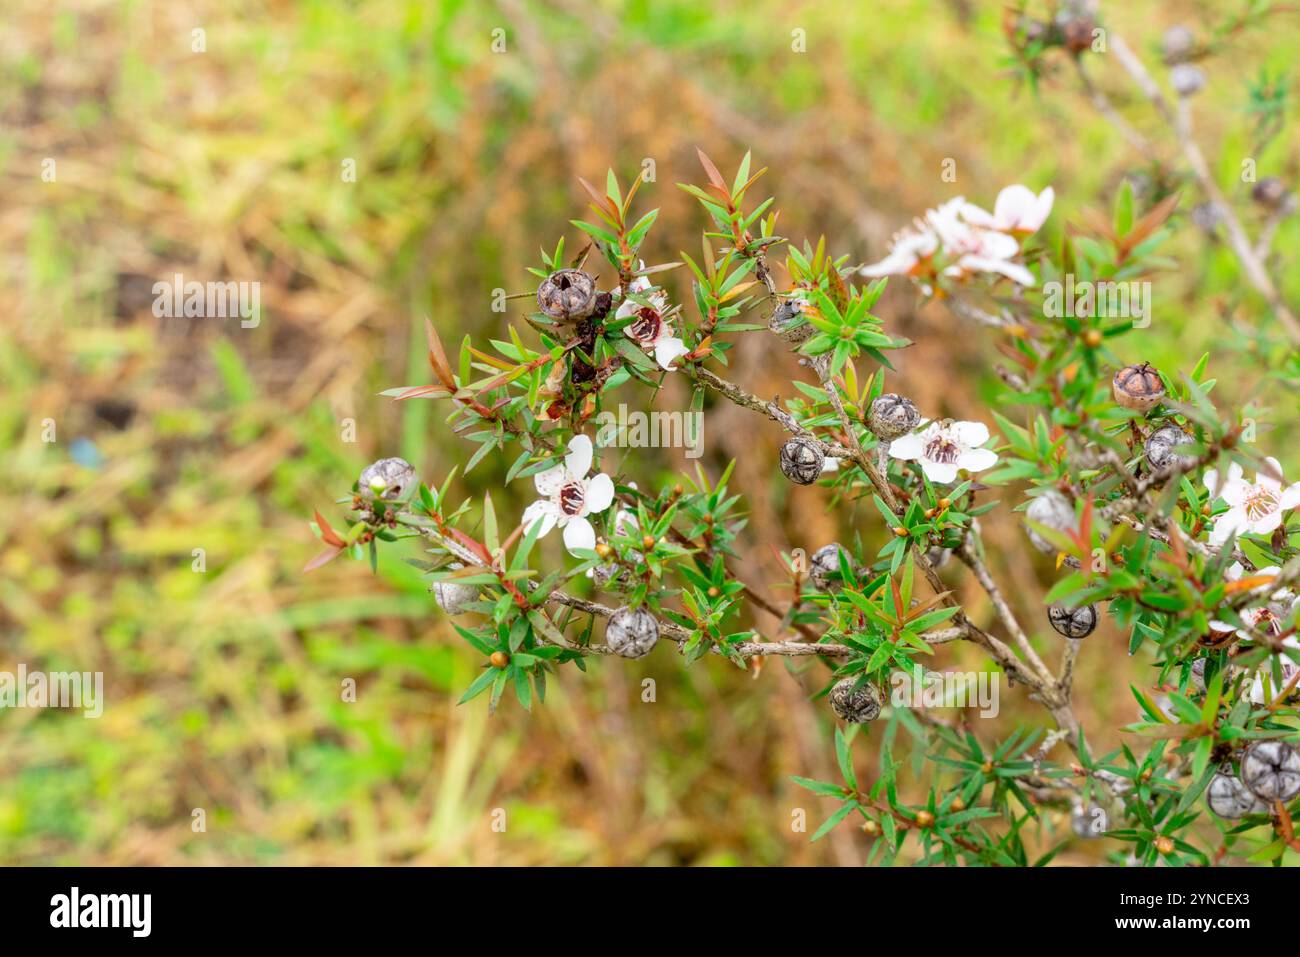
[780,437,825,485]
[1144,425,1197,472]
[359,457,418,502]
[868,393,921,441]
[829,677,882,723]
[1024,490,1075,554]
[1240,740,1300,803]
[536,269,598,322]
[769,298,814,343]
[1252,177,1293,211]
[1071,803,1109,838]
[1049,603,1098,639]
[1170,63,1206,97]
[1207,770,1269,819]
[431,562,478,615]
[605,606,660,659]
[810,543,849,592]
[1161,24,1194,64]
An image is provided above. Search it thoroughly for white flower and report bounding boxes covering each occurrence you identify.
[1211,563,1295,638]
[521,435,615,554]
[1250,639,1300,704]
[1203,458,1300,546]
[887,420,999,484]
[930,198,1037,286]
[960,185,1054,235]
[860,225,940,279]
[615,275,689,370]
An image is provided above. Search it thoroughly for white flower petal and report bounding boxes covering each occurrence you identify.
[921,460,960,484]
[534,463,567,497]
[653,336,690,370]
[1209,507,1247,546]
[584,473,615,514]
[615,300,639,321]
[1202,468,1219,493]
[950,421,990,448]
[564,434,593,479]
[888,432,927,461]
[562,517,596,554]
[1280,482,1300,511]
[957,447,999,473]
[962,255,1036,286]
[522,500,560,538]
[1257,458,1286,491]
[1251,510,1284,537]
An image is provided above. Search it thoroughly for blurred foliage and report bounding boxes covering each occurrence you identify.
[0,0,1296,864]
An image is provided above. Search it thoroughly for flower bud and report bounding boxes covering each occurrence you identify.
[1154,835,1175,855]
[605,606,660,658]
[359,457,418,502]
[1170,63,1206,97]
[867,393,921,441]
[1112,362,1165,413]
[1024,489,1076,554]
[431,562,479,615]
[1207,770,1268,819]
[779,437,825,485]
[1048,603,1098,639]
[489,651,510,668]
[1240,740,1300,803]
[536,269,598,322]
[1144,424,1196,472]
[914,809,935,828]
[828,677,881,723]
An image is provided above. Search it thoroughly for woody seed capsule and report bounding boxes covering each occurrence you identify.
[1170,63,1206,98]
[1240,740,1300,803]
[828,677,882,723]
[1049,603,1098,639]
[769,298,814,343]
[1162,24,1194,64]
[810,543,849,592]
[779,437,825,485]
[1207,770,1268,819]
[1024,489,1076,554]
[867,393,921,441]
[1112,362,1165,413]
[431,562,479,615]
[359,457,418,502]
[1144,424,1196,472]
[536,269,598,322]
[1071,803,1109,838]
[605,606,660,659]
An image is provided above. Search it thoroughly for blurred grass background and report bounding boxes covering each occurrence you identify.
[1,0,1297,865]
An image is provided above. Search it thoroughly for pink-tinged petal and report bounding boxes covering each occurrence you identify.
[564,434,593,478]
[921,460,960,484]
[861,252,916,278]
[522,500,559,538]
[958,447,999,473]
[1032,186,1055,230]
[963,255,1036,287]
[533,463,567,497]
[950,420,990,448]
[1209,507,1248,546]
[653,336,690,370]
[562,517,596,554]
[584,473,615,514]
[1250,510,1284,537]
[888,432,926,461]
[959,202,996,229]
[615,299,639,321]
[1219,478,1250,507]
[1257,457,1286,491]
[1280,482,1300,510]
[994,185,1038,228]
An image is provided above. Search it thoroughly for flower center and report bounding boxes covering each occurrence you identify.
[559,481,586,516]
[1243,485,1280,523]
[627,308,661,344]
[923,434,962,465]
